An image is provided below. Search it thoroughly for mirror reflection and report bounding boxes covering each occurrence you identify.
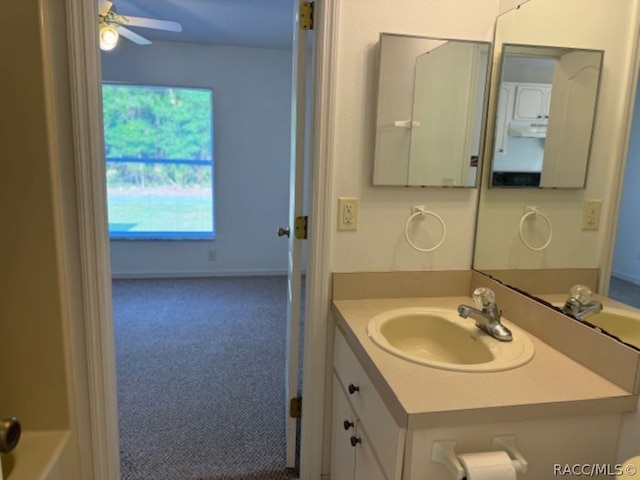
[472,0,640,349]
[373,34,491,187]
[490,44,603,188]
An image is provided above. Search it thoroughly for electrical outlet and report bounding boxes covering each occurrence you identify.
[581,200,602,231]
[208,250,217,261]
[338,197,359,231]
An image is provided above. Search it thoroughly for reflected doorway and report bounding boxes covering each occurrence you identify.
[610,75,640,309]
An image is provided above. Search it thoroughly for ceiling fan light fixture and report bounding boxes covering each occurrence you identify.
[99,22,119,51]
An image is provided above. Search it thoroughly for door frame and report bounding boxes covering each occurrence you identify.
[64,0,337,479]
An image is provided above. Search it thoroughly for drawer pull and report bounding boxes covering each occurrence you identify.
[343,420,354,430]
[350,435,361,447]
[348,384,360,395]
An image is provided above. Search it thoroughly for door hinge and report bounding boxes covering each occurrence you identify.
[290,397,302,418]
[295,215,308,240]
[299,1,314,30]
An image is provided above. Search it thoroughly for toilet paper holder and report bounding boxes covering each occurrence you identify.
[431,436,528,479]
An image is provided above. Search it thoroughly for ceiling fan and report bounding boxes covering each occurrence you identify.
[98,0,182,51]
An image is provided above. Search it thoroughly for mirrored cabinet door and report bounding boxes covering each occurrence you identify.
[372,34,492,188]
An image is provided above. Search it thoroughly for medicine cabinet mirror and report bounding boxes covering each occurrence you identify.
[372,34,491,188]
[489,44,604,188]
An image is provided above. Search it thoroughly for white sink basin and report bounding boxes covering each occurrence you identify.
[367,307,535,372]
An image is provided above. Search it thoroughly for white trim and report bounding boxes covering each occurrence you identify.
[38,0,92,478]
[38,1,86,476]
[300,0,338,478]
[65,1,121,479]
[611,271,640,287]
[111,269,290,279]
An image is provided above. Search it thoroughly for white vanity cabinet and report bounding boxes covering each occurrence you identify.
[331,329,405,480]
[331,326,623,480]
[330,378,386,480]
[330,319,627,480]
[330,277,639,480]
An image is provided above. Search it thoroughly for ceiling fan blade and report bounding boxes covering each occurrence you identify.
[119,15,182,32]
[116,26,152,45]
[98,0,113,17]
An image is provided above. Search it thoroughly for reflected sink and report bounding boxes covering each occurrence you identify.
[584,307,640,347]
[552,302,640,348]
[367,307,535,372]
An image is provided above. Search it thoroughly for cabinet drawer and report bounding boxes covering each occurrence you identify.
[331,376,357,480]
[334,329,404,480]
[332,376,388,480]
[353,420,387,480]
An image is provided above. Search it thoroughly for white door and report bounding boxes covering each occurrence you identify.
[281,0,311,469]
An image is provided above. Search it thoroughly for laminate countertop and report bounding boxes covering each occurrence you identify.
[332,296,638,430]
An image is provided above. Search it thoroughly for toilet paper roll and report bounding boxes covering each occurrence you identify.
[458,451,517,480]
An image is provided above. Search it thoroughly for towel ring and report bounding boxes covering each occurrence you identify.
[519,207,552,251]
[404,206,447,252]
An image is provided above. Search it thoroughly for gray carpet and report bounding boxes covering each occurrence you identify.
[609,276,640,309]
[112,276,300,480]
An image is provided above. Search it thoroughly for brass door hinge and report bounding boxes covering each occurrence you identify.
[295,215,308,240]
[299,1,314,30]
[290,397,302,418]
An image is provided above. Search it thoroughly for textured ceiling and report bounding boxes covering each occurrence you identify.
[108,0,296,49]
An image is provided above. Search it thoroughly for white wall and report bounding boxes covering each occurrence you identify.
[612,78,640,285]
[473,0,639,273]
[329,0,505,274]
[101,41,293,277]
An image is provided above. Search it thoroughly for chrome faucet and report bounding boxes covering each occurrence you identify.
[457,287,513,342]
[561,285,603,321]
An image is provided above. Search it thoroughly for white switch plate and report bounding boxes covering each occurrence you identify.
[338,197,358,231]
[582,199,601,231]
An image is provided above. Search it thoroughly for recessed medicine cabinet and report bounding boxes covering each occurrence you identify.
[372,34,492,188]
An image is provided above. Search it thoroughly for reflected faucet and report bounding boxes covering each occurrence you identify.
[561,285,603,321]
[458,287,513,342]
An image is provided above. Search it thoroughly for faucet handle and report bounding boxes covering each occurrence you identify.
[472,287,495,309]
[568,284,593,304]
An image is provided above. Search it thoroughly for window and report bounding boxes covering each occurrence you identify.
[102,84,214,239]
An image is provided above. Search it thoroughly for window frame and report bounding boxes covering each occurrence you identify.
[102,82,215,240]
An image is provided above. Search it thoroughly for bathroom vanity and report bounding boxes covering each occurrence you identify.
[329,272,640,480]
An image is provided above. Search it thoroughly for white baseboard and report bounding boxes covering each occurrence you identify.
[111,269,290,279]
[611,271,640,286]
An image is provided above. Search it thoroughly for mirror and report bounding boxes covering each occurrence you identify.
[473,0,639,344]
[490,44,603,188]
[372,34,491,187]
